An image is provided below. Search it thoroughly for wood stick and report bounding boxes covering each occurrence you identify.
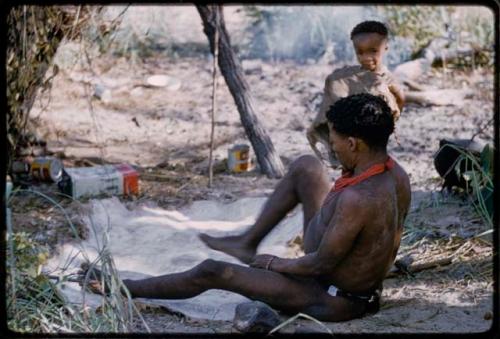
[208,6,219,188]
[408,256,452,273]
[386,256,453,278]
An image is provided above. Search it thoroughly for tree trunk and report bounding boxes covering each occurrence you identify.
[196,5,285,178]
[6,6,94,168]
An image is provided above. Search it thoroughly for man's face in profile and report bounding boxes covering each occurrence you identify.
[329,127,353,171]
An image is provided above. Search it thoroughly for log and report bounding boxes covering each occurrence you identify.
[393,37,490,82]
[196,5,285,178]
[386,256,453,278]
[405,89,473,106]
[401,78,425,92]
[393,58,432,81]
[408,256,452,273]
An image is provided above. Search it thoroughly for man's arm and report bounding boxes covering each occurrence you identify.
[250,189,368,276]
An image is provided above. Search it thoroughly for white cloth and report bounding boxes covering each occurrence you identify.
[327,285,338,296]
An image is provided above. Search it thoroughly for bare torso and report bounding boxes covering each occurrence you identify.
[303,161,411,293]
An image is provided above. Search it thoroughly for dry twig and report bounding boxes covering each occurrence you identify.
[208,6,219,188]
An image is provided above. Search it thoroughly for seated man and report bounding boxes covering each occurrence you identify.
[84,93,411,322]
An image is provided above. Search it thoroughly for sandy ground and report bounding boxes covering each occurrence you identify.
[10,5,495,334]
[38,195,493,334]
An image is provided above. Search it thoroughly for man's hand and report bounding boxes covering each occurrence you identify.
[249,254,276,271]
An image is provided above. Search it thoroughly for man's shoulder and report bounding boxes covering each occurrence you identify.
[335,187,369,209]
[390,159,411,190]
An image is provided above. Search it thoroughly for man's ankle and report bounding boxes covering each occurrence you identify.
[121,279,134,297]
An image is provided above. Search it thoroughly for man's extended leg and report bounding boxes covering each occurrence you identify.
[119,259,366,322]
[199,155,331,263]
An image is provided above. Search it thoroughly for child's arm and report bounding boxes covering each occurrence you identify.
[389,83,405,113]
[307,75,336,160]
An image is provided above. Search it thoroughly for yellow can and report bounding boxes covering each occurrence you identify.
[31,157,63,182]
[227,144,253,173]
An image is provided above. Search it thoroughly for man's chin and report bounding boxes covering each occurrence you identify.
[329,162,347,171]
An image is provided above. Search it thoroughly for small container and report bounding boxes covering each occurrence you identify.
[11,161,30,174]
[115,163,139,196]
[58,164,139,199]
[228,144,253,173]
[31,157,63,182]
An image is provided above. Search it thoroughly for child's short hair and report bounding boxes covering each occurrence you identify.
[350,21,388,40]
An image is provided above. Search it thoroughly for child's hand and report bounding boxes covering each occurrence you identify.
[392,110,401,122]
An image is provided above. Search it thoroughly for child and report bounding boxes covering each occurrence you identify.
[307,20,405,167]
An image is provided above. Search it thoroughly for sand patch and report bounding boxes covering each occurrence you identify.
[46,196,303,321]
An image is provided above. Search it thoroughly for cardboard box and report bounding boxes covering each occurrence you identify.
[58,164,139,199]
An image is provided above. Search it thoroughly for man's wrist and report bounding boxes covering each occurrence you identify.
[265,256,276,271]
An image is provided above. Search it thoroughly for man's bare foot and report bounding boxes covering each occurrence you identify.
[77,262,125,296]
[78,263,109,295]
[198,233,257,264]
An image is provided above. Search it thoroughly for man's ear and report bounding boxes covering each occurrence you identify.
[347,137,358,151]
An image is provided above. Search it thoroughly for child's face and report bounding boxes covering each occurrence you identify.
[352,33,388,72]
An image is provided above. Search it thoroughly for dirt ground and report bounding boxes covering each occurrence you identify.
[9,6,495,335]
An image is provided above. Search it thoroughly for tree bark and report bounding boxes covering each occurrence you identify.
[196,5,285,178]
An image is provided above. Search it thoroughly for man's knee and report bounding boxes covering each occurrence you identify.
[197,259,222,277]
[290,155,325,178]
[195,259,234,282]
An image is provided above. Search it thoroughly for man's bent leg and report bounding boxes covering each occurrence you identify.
[199,155,330,263]
[122,259,366,322]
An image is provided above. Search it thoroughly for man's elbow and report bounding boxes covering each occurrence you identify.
[311,259,336,276]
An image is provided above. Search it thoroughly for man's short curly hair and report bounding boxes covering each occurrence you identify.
[326,93,394,150]
[350,20,388,40]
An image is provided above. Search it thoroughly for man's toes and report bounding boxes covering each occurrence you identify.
[199,233,219,248]
[86,280,104,295]
[198,233,209,242]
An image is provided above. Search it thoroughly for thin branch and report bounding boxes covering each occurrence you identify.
[469,117,494,142]
[208,6,219,188]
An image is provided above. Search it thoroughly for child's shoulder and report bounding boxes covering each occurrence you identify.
[326,65,363,81]
[377,65,395,79]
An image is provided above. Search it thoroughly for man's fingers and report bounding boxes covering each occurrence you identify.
[248,260,260,268]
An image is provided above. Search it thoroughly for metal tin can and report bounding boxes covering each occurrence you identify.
[31,157,63,182]
[11,161,30,173]
[228,144,253,173]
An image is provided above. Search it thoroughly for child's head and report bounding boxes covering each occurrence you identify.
[350,21,389,72]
